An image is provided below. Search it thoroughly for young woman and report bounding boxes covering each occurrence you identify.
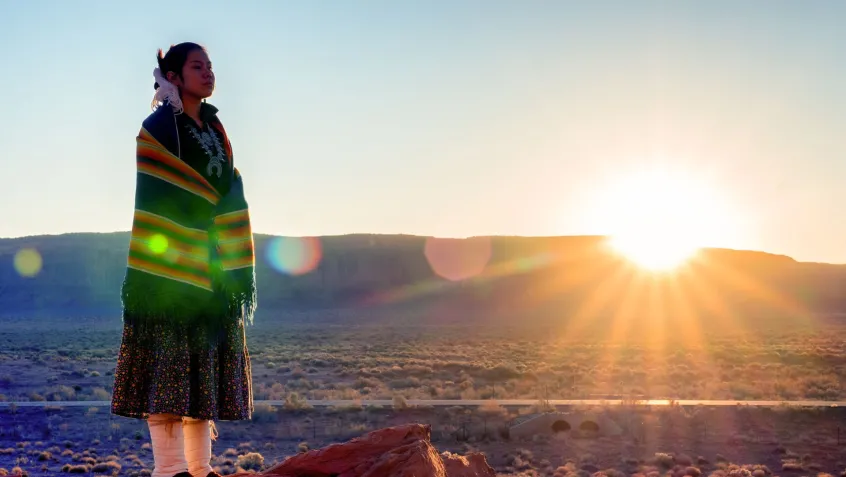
[110,42,257,477]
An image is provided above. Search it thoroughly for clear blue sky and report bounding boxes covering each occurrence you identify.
[2,0,846,263]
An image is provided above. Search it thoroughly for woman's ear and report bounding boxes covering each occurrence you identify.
[166,70,182,86]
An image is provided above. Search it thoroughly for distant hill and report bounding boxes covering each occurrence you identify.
[1,232,845,328]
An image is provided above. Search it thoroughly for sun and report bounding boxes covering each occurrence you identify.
[587,167,734,272]
[608,230,700,271]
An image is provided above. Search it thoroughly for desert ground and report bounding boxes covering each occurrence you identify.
[2,312,846,476]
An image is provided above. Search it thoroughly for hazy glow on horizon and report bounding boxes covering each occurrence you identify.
[590,166,741,270]
[2,1,846,263]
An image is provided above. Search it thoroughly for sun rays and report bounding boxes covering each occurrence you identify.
[582,166,742,273]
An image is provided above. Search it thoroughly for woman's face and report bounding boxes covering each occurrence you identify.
[168,49,215,100]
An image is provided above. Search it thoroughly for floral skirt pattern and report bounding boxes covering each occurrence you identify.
[110,317,253,421]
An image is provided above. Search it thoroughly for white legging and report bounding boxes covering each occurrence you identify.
[148,414,218,477]
[183,416,217,477]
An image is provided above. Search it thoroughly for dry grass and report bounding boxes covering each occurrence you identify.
[4,318,846,476]
[4,318,846,404]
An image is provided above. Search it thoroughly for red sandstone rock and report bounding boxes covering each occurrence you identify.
[228,423,495,477]
[441,451,497,477]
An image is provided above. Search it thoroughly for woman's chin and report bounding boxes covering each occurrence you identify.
[185,91,213,102]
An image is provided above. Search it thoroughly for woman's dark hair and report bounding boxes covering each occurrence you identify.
[154,42,206,90]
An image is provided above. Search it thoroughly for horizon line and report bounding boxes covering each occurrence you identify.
[1,229,838,266]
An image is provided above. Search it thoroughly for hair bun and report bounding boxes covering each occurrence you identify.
[155,49,165,69]
[154,48,166,90]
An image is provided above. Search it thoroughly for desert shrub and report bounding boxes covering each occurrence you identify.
[686,467,702,477]
[283,392,312,411]
[353,377,381,389]
[285,378,316,391]
[477,400,508,417]
[118,437,133,452]
[252,403,279,423]
[727,468,752,477]
[388,377,421,389]
[237,452,264,471]
[54,385,76,400]
[91,387,111,401]
[392,394,410,410]
[505,453,534,472]
[91,461,121,474]
[482,365,521,381]
[653,453,675,469]
[529,399,555,414]
[554,462,578,476]
[61,463,91,473]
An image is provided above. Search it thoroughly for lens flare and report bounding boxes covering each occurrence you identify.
[266,237,322,276]
[14,248,43,277]
[424,236,492,281]
[149,234,168,254]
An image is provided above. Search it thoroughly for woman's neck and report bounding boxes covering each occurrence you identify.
[182,96,203,126]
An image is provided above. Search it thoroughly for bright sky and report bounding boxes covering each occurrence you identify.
[2,1,846,263]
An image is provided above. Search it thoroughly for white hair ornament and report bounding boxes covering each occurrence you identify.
[151,67,183,113]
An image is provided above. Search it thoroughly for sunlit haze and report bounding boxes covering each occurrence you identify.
[3,1,846,263]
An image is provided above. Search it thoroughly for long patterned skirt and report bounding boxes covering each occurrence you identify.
[110,317,253,421]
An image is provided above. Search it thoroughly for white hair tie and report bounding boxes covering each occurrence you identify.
[151,67,183,113]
